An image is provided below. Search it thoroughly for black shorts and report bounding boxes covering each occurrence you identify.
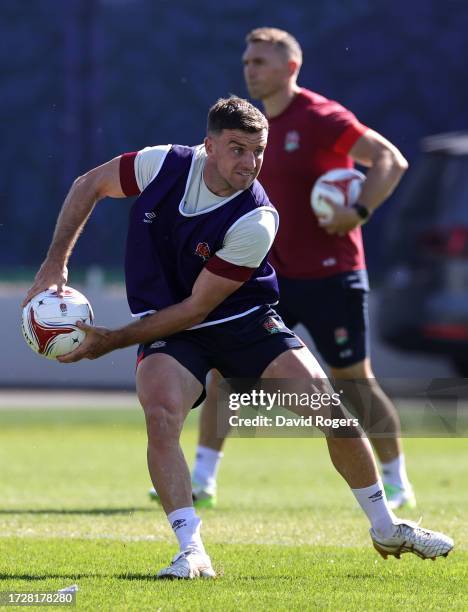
[136,306,303,405]
[276,270,370,369]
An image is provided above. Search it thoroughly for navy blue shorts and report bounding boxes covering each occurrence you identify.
[275,270,370,369]
[136,306,303,406]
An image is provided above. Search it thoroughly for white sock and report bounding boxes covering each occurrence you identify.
[352,480,397,539]
[192,445,223,491]
[381,454,411,489]
[167,506,205,555]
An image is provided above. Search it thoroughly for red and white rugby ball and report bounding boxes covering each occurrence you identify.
[311,168,366,222]
[22,286,94,360]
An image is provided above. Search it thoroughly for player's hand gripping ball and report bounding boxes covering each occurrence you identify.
[311,168,366,222]
[22,287,94,360]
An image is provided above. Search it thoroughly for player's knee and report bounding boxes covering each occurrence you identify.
[144,402,183,446]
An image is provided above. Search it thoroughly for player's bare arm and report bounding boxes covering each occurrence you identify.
[350,129,408,210]
[58,268,245,363]
[23,157,125,306]
[320,129,408,235]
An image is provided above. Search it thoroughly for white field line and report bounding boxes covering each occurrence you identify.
[0,531,362,547]
[0,390,139,409]
[0,532,166,542]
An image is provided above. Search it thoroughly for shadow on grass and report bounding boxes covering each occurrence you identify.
[0,507,154,516]
[0,574,93,580]
[2,573,383,583]
[0,573,185,583]
[116,574,162,581]
[115,573,308,582]
[0,572,175,582]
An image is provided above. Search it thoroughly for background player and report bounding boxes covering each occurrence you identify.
[183,27,415,511]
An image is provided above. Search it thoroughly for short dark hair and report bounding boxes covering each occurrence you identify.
[207,96,268,135]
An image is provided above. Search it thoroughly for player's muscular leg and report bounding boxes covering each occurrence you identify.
[262,347,379,488]
[329,358,401,463]
[198,370,230,451]
[137,353,203,514]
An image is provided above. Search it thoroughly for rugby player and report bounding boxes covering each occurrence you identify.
[24,97,452,579]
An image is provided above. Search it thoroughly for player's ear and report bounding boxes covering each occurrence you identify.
[287,59,299,78]
[204,135,214,156]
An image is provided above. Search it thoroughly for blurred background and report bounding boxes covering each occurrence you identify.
[2,0,468,388]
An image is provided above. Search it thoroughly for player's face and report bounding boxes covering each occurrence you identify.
[204,128,268,195]
[243,42,291,100]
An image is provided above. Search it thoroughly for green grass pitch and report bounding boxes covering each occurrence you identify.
[0,400,466,610]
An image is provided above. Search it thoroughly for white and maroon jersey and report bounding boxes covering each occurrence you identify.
[120,144,278,277]
[124,145,280,325]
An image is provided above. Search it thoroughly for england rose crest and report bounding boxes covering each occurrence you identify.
[334,327,349,345]
[195,242,211,261]
[263,316,281,334]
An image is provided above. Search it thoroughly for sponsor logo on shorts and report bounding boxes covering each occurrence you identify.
[339,349,353,359]
[195,241,211,261]
[284,130,300,152]
[263,316,282,334]
[150,340,167,349]
[334,327,349,345]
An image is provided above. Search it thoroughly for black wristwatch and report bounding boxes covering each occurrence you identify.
[351,203,370,221]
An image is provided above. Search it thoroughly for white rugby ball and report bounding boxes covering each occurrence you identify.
[311,168,366,222]
[22,286,94,360]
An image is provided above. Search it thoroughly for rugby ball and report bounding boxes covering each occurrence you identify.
[22,287,94,360]
[311,168,366,222]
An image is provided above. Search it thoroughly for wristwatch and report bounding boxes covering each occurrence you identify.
[351,203,370,221]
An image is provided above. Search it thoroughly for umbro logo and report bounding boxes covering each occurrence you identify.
[143,212,156,224]
[368,490,383,502]
[150,340,166,349]
[172,519,186,531]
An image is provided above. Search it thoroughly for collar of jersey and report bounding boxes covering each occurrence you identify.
[178,145,243,217]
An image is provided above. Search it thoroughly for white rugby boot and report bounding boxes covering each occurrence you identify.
[156,549,216,579]
[371,519,454,560]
